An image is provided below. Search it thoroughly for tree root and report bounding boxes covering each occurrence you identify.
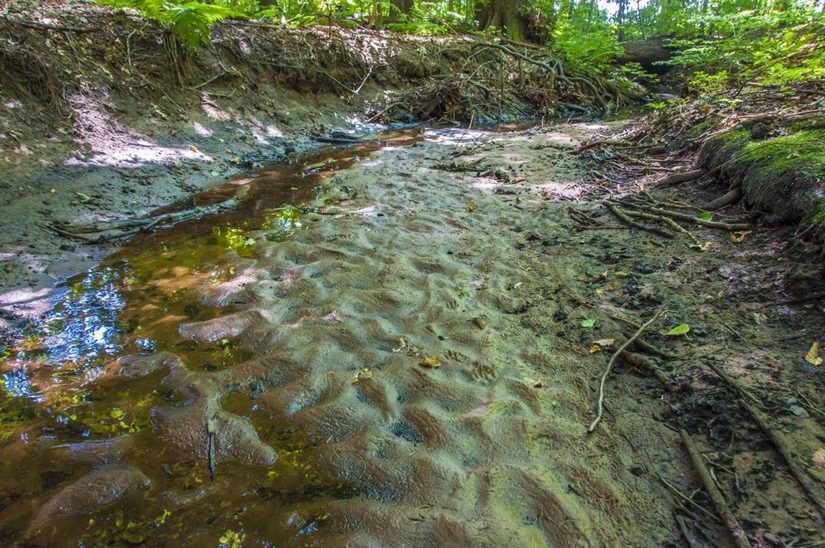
[739,398,825,515]
[605,202,675,239]
[654,169,707,188]
[588,310,664,433]
[703,187,743,210]
[621,351,678,392]
[680,430,752,548]
[622,202,750,231]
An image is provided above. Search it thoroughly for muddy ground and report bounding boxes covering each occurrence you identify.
[0,121,823,546]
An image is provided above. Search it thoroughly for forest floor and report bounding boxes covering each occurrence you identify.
[1,2,825,547]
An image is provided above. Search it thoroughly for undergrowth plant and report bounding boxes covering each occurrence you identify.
[100,0,245,47]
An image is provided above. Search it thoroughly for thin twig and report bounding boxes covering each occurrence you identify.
[588,310,664,433]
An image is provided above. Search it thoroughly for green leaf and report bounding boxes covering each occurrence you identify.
[581,319,596,328]
[697,211,714,221]
[661,323,690,336]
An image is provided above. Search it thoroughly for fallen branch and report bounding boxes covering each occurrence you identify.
[49,195,241,243]
[588,310,664,433]
[680,430,752,548]
[620,207,703,247]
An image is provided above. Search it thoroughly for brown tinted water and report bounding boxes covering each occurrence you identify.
[0,129,423,545]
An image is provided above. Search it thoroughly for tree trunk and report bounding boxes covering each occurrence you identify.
[477,0,530,41]
[390,0,414,18]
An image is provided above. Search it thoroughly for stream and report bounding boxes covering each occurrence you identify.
[1,122,822,546]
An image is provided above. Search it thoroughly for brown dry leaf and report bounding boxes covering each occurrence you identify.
[730,230,751,243]
[419,356,441,368]
[805,341,823,366]
[812,448,825,469]
[594,338,615,347]
[525,377,548,389]
[472,317,487,330]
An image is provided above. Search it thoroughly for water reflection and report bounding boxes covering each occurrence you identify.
[0,266,138,403]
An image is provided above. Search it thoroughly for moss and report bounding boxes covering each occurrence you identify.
[700,127,751,168]
[737,130,825,224]
[701,128,825,235]
[685,116,721,141]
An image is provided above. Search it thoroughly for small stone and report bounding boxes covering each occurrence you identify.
[789,405,809,418]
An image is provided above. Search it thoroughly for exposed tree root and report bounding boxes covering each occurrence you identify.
[680,430,752,548]
[739,399,825,515]
[654,169,708,188]
[703,188,743,210]
[605,202,675,239]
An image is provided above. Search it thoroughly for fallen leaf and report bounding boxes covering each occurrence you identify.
[467,202,476,212]
[590,344,602,354]
[472,317,487,330]
[661,323,690,337]
[730,230,751,243]
[697,211,714,221]
[805,341,823,366]
[525,377,548,388]
[615,271,629,279]
[581,319,596,328]
[594,338,615,347]
[419,356,441,368]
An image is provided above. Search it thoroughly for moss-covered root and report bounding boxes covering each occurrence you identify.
[700,128,825,234]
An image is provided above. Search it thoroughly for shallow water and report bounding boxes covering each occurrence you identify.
[0,129,423,544]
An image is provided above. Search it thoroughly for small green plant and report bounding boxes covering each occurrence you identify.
[100,0,244,48]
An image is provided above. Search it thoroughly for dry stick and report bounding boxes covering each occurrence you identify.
[605,202,675,239]
[680,430,751,548]
[739,398,825,515]
[588,310,664,433]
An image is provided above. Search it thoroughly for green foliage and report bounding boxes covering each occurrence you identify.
[553,14,622,76]
[101,0,244,47]
[662,3,824,88]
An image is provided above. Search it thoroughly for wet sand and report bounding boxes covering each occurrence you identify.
[1,124,823,546]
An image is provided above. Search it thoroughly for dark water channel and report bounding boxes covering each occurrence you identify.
[0,129,423,545]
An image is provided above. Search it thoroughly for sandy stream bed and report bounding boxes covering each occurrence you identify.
[0,124,824,546]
